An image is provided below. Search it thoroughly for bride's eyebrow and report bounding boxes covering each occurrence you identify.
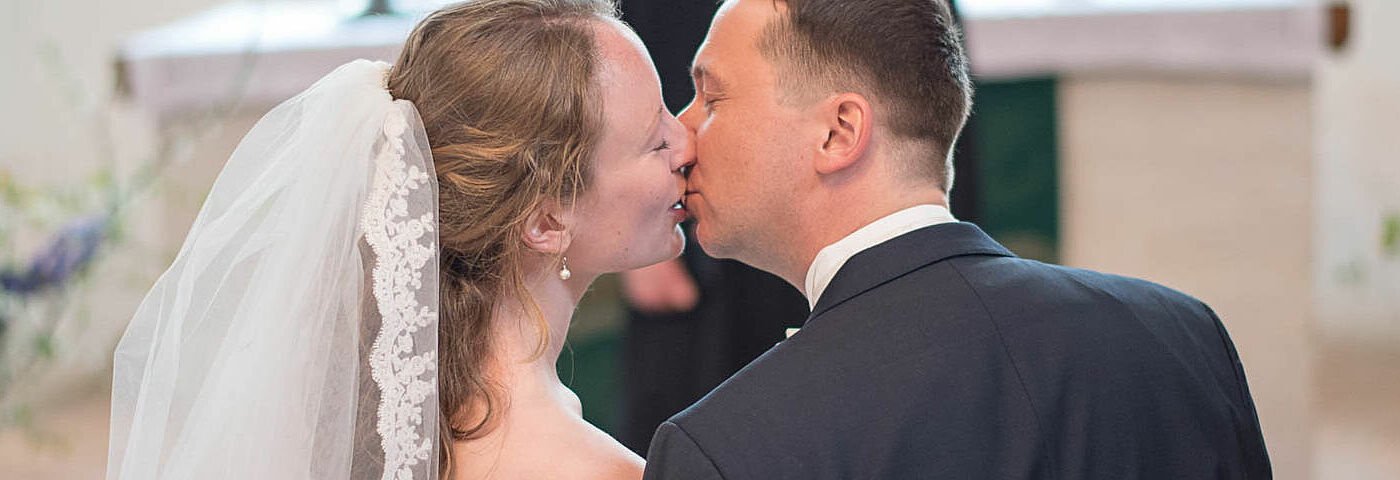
[650,105,665,131]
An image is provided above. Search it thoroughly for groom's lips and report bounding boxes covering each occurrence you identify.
[681,191,699,219]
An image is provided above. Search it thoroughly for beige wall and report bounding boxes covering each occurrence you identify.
[1058,75,1315,477]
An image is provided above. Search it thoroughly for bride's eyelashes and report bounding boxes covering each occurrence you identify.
[652,138,671,152]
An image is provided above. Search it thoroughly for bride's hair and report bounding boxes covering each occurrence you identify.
[385,0,619,468]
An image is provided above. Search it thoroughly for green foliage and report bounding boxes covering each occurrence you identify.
[1383,211,1399,258]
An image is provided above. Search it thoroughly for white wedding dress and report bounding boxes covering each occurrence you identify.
[107,60,443,480]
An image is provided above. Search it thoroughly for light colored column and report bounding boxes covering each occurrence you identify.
[1311,0,1400,477]
[1312,0,1400,347]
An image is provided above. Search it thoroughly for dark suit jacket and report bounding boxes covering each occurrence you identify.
[643,223,1271,479]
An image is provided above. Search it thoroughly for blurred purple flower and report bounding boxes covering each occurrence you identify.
[0,214,110,296]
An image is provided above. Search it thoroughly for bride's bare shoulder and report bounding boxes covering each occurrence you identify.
[450,408,643,479]
[555,414,645,480]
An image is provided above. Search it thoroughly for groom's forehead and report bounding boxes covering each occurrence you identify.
[708,0,783,50]
[694,0,782,79]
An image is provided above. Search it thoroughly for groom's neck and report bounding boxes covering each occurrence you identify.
[781,185,949,295]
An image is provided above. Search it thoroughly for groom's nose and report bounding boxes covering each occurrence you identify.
[678,98,701,134]
[673,130,697,177]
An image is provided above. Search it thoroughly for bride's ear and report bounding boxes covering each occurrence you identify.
[520,204,572,255]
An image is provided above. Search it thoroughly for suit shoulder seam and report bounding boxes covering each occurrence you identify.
[664,420,727,479]
[946,261,1060,479]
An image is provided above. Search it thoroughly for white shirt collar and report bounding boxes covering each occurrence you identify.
[802,204,957,310]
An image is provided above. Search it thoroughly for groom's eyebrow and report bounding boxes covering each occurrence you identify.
[691,64,727,94]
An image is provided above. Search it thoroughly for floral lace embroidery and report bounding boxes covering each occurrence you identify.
[361,105,438,480]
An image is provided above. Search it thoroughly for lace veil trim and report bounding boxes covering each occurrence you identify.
[361,103,439,480]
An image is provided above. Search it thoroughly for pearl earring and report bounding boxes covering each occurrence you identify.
[558,256,572,280]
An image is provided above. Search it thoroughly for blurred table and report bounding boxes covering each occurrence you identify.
[115,1,1322,120]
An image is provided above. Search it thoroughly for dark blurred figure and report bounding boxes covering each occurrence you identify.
[945,0,982,223]
[614,0,981,455]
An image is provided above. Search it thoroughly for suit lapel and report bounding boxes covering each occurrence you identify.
[806,222,1015,321]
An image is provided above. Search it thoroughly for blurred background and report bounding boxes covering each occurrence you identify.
[1,0,1396,478]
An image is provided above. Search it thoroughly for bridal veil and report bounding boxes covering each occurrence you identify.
[107,59,442,480]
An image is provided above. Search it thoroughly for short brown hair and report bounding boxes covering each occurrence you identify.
[385,0,617,474]
[757,0,972,191]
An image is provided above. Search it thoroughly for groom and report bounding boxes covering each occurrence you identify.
[644,0,1272,478]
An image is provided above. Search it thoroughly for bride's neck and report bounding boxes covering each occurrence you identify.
[485,262,596,408]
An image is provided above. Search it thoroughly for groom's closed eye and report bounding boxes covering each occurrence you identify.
[702,96,725,114]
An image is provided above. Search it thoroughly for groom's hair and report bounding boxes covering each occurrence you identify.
[758,0,971,192]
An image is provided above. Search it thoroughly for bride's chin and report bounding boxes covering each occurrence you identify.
[668,224,687,257]
[637,228,686,268]
[617,226,686,272]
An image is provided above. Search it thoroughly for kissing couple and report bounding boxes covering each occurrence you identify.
[106,0,1272,479]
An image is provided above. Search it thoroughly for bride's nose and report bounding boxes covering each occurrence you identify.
[671,129,697,177]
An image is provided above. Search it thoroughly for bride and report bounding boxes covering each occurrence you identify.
[105,0,692,478]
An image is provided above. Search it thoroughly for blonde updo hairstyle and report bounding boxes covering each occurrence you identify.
[385,0,619,470]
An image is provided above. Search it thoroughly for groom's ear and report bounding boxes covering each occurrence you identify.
[521,204,572,255]
[814,92,873,175]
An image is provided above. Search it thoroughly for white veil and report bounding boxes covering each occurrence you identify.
[107,59,441,480]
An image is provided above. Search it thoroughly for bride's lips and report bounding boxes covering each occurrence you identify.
[668,179,693,222]
[669,192,690,222]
